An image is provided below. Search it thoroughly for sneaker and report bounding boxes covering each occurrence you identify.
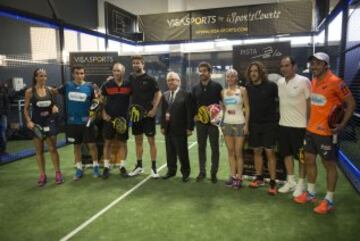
[151,167,160,178]
[268,180,277,195]
[73,168,83,181]
[314,199,335,214]
[278,181,296,193]
[92,165,100,178]
[119,167,129,178]
[129,165,143,176]
[293,191,317,204]
[249,178,265,188]
[268,186,278,195]
[38,174,47,187]
[102,167,110,179]
[232,178,242,189]
[225,177,235,187]
[55,171,64,185]
[196,173,206,182]
[293,183,305,197]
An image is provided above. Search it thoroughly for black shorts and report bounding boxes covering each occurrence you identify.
[131,117,156,137]
[66,124,96,144]
[304,131,336,161]
[103,121,129,141]
[32,118,58,138]
[278,126,306,158]
[248,123,277,149]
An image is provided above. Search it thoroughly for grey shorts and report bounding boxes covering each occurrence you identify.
[221,123,245,137]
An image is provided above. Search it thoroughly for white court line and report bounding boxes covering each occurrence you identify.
[60,141,198,241]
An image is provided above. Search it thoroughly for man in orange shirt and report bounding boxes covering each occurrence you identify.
[294,52,355,214]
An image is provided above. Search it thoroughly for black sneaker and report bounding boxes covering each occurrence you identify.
[225,176,235,187]
[102,167,110,179]
[119,167,129,178]
[211,174,218,184]
[196,173,206,182]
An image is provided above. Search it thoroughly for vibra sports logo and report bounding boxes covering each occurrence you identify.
[68,92,87,102]
[311,93,327,106]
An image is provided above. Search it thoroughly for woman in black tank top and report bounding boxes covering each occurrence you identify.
[24,68,63,186]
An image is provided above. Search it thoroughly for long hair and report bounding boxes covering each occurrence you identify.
[245,61,268,82]
[32,68,46,86]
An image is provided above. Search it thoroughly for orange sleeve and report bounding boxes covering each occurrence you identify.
[336,80,351,101]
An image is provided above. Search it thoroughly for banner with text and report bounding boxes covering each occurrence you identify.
[69,52,118,87]
[233,41,291,85]
[139,0,313,42]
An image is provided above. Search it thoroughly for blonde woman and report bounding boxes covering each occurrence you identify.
[221,69,249,188]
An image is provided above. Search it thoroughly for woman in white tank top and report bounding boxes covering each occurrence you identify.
[221,69,250,188]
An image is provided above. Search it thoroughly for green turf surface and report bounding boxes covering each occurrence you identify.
[0,132,359,241]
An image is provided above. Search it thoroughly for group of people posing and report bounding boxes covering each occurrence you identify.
[24,53,355,215]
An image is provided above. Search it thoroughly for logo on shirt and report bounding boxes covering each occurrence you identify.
[311,93,327,106]
[68,92,87,102]
[224,98,238,105]
[36,100,52,107]
[340,82,350,96]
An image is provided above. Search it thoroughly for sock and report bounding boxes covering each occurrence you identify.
[307,183,316,194]
[325,191,334,203]
[288,175,295,183]
[76,162,83,170]
[137,160,142,167]
[93,160,99,167]
[119,160,125,168]
[104,159,110,168]
[297,178,305,186]
[151,160,156,170]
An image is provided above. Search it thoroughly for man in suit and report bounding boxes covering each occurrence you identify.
[161,71,194,182]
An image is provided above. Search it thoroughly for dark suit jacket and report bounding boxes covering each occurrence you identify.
[160,89,194,136]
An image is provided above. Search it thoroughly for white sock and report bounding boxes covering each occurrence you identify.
[297,178,305,186]
[76,162,83,170]
[307,183,316,194]
[119,160,125,168]
[325,192,334,203]
[288,175,295,183]
[93,160,99,167]
[104,160,110,168]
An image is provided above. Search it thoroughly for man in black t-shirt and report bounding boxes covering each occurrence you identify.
[101,63,131,179]
[128,55,162,178]
[246,61,278,195]
[192,62,223,183]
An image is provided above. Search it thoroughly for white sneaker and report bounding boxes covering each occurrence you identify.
[278,181,296,193]
[151,168,160,178]
[293,183,305,197]
[129,166,143,176]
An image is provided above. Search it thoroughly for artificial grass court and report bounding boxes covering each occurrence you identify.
[0,133,359,241]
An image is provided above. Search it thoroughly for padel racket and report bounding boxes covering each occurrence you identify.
[128,104,147,124]
[32,124,45,140]
[196,105,210,124]
[112,117,127,134]
[86,99,100,127]
[328,104,345,144]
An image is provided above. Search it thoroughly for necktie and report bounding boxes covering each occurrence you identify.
[169,91,174,104]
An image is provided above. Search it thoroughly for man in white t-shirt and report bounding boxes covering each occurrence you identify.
[277,56,311,197]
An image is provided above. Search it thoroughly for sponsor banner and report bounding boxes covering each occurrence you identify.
[233,41,291,85]
[139,0,313,42]
[139,12,190,42]
[69,52,118,88]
